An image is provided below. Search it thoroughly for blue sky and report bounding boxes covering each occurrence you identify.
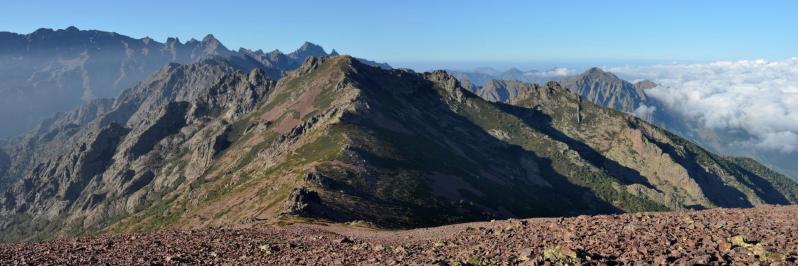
[2,1,796,70]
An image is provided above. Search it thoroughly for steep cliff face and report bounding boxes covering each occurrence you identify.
[0,59,273,241]
[1,56,796,243]
[476,80,542,102]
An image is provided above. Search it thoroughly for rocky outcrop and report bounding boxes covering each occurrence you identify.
[633,80,657,90]
[69,123,130,200]
[128,102,189,160]
[282,187,325,217]
[476,80,545,102]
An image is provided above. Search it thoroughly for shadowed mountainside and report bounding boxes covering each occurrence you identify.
[1,56,796,243]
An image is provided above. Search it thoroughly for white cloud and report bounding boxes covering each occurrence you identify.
[609,59,798,153]
[633,104,657,118]
[524,67,574,78]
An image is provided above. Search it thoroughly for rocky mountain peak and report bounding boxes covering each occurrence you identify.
[586,67,604,73]
[289,41,328,60]
[248,67,267,85]
[505,67,523,75]
[583,67,618,79]
[202,34,220,44]
[559,67,646,113]
[298,41,324,51]
[192,34,231,58]
[165,37,181,45]
[30,27,55,36]
[546,80,564,89]
[296,56,323,73]
[201,34,225,49]
[634,80,658,90]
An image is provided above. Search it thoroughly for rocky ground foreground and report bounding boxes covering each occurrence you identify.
[2,206,798,265]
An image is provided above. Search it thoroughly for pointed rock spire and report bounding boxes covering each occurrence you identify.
[202,34,220,45]
[289,41,328,60]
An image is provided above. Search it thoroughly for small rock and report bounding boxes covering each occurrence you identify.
[336,237,354,244]
[394,246,406,254]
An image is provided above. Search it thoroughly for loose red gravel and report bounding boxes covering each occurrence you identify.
[2,206,797,265]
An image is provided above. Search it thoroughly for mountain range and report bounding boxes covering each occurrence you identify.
[0,28,797,243]
[450,67,573,89]
[0,27,389,138]
[456,66,798,181]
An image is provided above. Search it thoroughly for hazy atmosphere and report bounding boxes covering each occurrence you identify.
[3,1,797,65]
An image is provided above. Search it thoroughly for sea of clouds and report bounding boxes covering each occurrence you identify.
[609,58,798,153]
[524,67,574,78]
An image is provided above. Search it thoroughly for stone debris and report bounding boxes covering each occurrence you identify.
[1,205,798,265]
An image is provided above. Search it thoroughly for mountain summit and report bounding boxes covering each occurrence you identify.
[559,67,648,113]
[289,41,329,60]
[1,55,796,242]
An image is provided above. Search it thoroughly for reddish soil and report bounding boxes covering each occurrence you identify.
[2,206,798,265]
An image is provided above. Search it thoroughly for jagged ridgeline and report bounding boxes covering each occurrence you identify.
[1,56,797,242]
[0,26,389,138]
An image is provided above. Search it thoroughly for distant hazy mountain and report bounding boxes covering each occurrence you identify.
[460,67,651,114]
[2,56,796,242]
[0,27,220,137]
[0,27,390,138]
[556,69,798,180]
[453,66,797,181]
[449,67,573,88]
[474,79,542,102]
[559,67,649,114]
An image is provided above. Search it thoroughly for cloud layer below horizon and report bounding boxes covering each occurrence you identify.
[609,58,798,154]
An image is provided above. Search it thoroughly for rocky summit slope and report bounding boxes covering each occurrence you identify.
[1,205,797,265]
[1,56,797,243]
